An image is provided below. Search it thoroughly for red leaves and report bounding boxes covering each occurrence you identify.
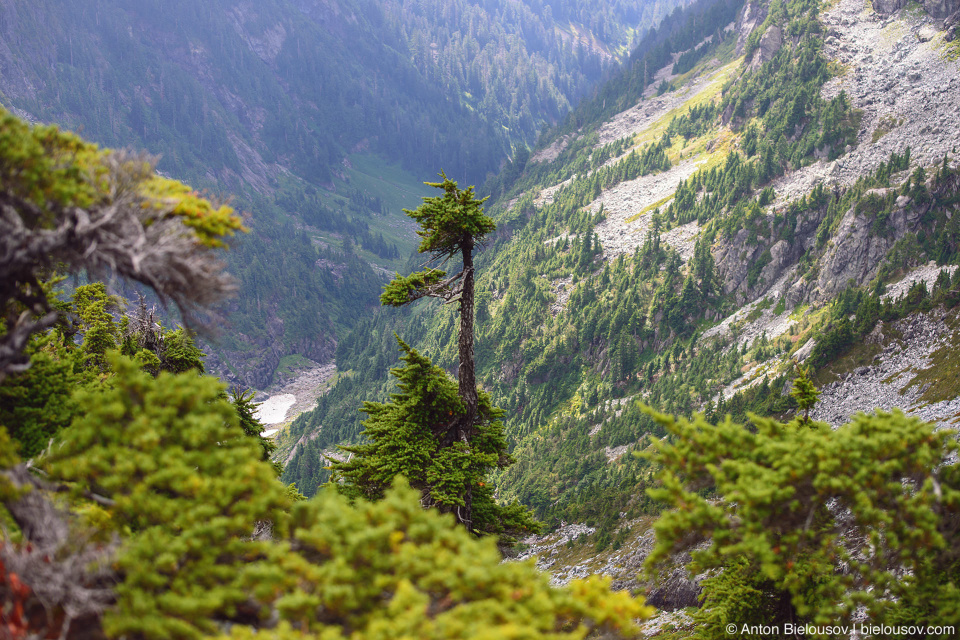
[0,555,33,639]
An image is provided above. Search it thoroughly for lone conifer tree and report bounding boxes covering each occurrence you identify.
[791,363,820,427]
[348,172,510,531]
[381,172,494,444]
[333,338,539,541]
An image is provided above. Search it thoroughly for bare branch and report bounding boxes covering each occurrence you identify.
[1,151,238,380]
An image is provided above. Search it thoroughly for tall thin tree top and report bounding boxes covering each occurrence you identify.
[381,172,495,307]
[406,172,494,260]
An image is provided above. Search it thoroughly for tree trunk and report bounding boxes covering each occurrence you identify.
[457,240,477,530]
[463,484,474,533]
[458,241,478,427]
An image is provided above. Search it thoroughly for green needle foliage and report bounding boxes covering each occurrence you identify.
[1,350,649,639]
[45,354,292,639]
[227,479,651,640]
[232,387,282,475]
[380,172,494,311]
[0,331,78,459]
[376,173,524,532]
[0,281,211,458]
[332,338,540,544]
[1,103,648,640]
[645,407,960,634]
[0,107,242,383]
[790,364,819,427]
[380,173,493,381]
[380,173,493,431]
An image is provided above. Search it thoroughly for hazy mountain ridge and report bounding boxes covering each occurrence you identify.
[0,0,678,190]
[0,0,681,389]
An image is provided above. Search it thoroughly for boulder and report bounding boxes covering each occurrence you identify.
[944,12,960,43]
[758,239,794,290]
[643,568,703,610]
[792,338,817,363]
[757,25,783,65]
[785,278,810,309]
[917,25,938,42]
[811,195,927,303]
[748,25,784,71]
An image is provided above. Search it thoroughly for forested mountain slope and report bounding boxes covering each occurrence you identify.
[283,0,749,489]
[0,0,676,187]
[0,0,681,387]
[285,0,960,555]
[4,0,960,633]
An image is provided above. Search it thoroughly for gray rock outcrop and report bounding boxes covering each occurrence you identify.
[749,25,784,70]
[711,205,823,304]
[924,0,960,19]
[814,196,926,301]
[872,0,908,14]
[736,1,769,55]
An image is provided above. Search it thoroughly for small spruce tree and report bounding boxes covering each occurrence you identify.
[790,363,820,427]
[332,338,539,542]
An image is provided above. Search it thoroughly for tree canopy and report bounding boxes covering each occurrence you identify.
[332,338,540,543]
[645,406,960,635]
[378,174,499,529]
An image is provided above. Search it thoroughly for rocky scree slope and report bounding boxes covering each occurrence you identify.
[507,0,960,607]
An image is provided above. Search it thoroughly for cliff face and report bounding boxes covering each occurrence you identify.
[586,0,959,312]
[734,0,768,54]
[710,190,935,306]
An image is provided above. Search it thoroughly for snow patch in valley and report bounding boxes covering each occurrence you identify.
[256,394,296,426]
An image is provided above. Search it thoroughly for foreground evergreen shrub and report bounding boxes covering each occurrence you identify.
[646,407,960,635]
[2,355,651,639]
